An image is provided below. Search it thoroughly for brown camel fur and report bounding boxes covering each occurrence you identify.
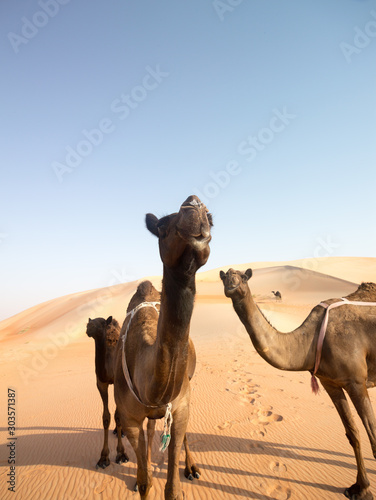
[86,316,128,468]
[220,268,376,500]
[114,195,213,499]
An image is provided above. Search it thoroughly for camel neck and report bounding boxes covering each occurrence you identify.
[232,290,316,371]
[149,264,196,405]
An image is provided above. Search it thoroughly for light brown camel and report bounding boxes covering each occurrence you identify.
[220,268,376,500]
[86,316,128,468]
[114,195,212,499]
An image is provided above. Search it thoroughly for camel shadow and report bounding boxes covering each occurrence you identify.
[0,427,374,498]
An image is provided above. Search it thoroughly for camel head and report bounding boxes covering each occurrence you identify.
[86,316,112,338]
[220,268,253,299]
[145,195,213,270]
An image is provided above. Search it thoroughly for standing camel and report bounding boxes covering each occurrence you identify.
[271,290,282,301]
[220,268,376,500]
[114,195,213,499]
[86,316,128,468]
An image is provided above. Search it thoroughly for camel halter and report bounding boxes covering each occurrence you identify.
[121,301,173,451]
[311,298,376,394]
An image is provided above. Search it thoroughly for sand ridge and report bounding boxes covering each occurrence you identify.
[1,256,376,499]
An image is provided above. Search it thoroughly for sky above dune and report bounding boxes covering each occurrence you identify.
[1,0,376,321]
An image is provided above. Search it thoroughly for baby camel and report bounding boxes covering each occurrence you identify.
[86,316,128,468]
[221,268,376,500]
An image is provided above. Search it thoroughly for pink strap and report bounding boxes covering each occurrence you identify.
[311,298,376,394]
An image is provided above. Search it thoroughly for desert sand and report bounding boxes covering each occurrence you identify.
[1,256,376,499]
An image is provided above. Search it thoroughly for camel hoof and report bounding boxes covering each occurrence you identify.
[184,465,201,481]
[115,453,129,464]
[344,485,373,499]
[96,457,110,469]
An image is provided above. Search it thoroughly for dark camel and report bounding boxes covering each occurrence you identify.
[220,268,376,500]
[114,195,213,499]
[86,316,128,468]
[271,290,282,301]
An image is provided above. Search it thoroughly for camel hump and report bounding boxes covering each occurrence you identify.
[106,318,121,346]
[127,281,161,313]
[345,282,376,302]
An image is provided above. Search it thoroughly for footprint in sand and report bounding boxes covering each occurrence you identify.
[214,420,237,431]
[251,408,283,426]
[249,441,264,450]
[269,460,287,474]
[266,482,291,500]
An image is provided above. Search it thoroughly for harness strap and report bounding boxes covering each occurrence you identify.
[311,298,376,394]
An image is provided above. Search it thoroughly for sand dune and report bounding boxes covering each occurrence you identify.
[1,257,376,499]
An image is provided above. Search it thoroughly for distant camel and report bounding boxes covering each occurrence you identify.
[271,290,282,301]
[86,316,128,468]
[221,268,376,500]
[114,195,213,499]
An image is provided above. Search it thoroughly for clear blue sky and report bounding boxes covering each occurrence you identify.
[1,0,375,321]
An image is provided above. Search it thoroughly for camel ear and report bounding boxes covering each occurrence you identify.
[219,270,226,281]
[207,212,214,227]
[88,318,92,322]
[244,269,252,281]
[145,213,159,237]
[106,316,112,325]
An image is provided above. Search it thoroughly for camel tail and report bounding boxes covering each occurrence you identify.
[311,374,320,395]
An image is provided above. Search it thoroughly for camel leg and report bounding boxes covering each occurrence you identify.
[123,418,152,498]
[183,434,200,481]
[347,382,376,458]
[115,408,129,464]
[165,405,189,500]
[147,419,156,469]
[96,379,111,469]
[321,380,372,500]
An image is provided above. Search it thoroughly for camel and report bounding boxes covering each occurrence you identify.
[220,268,376,500]
[271,290,282,301]
[114,195,213,499]
[86,316,128,468]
